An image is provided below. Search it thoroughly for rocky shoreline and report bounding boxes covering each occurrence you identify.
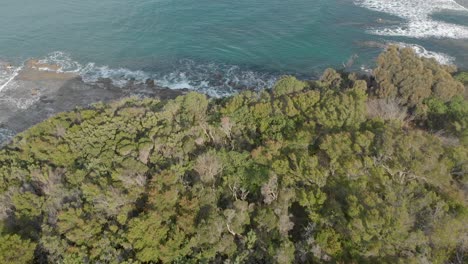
[0,60,188,145]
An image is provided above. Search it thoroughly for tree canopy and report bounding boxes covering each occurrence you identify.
[0,47,467,263]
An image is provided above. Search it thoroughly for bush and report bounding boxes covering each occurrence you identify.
[454,71,468,84]
[374,46,465,106]
[272,76,307,96]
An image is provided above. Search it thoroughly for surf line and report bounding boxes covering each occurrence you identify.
[0,66,23,92]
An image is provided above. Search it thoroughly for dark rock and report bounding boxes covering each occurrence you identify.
[145,79,155,87]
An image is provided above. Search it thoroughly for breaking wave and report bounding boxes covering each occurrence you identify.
[392,42,455,64]
[38,52,278,97]
[355,0,468,39]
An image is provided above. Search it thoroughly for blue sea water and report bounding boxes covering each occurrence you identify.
[0,0,467,94]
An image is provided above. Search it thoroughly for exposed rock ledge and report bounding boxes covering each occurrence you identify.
[0,60,188,145]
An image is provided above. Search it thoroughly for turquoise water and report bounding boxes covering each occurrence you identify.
[0,0,467,93]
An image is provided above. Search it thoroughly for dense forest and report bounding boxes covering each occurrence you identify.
[0,46,467,263]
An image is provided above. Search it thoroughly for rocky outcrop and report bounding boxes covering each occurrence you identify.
[0,60,187,145]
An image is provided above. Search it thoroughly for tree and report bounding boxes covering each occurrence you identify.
[194,151,223,185]
[273,76,307,96]
[373,46,464,106]
[0,234,36,264]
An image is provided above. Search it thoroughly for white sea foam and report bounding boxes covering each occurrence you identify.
[0,97,39,110]
[37,52,277,97]
[38,52,152,87]
[393,42,455,64]
[355,0,468,38]
[0,63,22,92]
[38,51,83,73]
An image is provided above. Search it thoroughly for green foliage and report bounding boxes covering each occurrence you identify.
[454,71,468,84]
[424,96,468,143]
[0,49,466,263]
[272,76,307,96]
[319,68,343,90]
[0,234,36,264]
[374,46,465,106]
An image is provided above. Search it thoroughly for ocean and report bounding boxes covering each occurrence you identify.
[0,0,467,95]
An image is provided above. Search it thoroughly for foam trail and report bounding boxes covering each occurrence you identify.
[0,66,23,92]
[355,0,468,39]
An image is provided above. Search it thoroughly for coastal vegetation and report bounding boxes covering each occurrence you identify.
[455,72,468,85]
[0,47,467,263]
